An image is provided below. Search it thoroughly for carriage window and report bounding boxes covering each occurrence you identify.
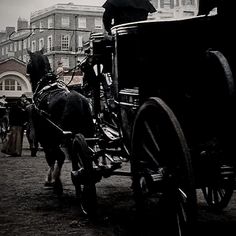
[61,34,70,51]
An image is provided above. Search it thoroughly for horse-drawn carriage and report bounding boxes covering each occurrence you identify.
[26,8,236,236]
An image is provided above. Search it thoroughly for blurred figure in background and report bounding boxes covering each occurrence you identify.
[56,61,65,82]
[1,96,27,156]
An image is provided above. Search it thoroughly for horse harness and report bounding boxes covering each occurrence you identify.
[33,72,70,119]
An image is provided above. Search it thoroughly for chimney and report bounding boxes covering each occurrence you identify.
[5,26,15,37]
[17,17,28,31]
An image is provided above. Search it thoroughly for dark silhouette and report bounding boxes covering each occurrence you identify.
[1,98,27,156]
[26,49,94,194]
[102,0,156,34]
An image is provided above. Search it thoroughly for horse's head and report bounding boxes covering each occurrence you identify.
[27,48,52,92]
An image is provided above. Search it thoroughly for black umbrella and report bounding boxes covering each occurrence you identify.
[103,0,156,13]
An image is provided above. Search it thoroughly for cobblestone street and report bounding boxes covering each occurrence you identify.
[1,135,236,235]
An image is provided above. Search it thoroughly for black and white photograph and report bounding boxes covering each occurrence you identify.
[1,0,236,235]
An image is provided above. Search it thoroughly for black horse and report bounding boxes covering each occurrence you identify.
[26,49,94,195]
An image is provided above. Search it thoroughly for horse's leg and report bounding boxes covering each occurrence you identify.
[52,146,65,195]
[44,147,56,187]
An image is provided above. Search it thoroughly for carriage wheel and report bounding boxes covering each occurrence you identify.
[131,97,197,235]
[201,50,235,210]
[71,133,97,217]
[202,178,234,210]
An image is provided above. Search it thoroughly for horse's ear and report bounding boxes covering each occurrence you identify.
[40,47,45,54]
[27,49,32,56]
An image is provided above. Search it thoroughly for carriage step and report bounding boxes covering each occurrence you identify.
[93,162,122,178]
[220,165,235,180]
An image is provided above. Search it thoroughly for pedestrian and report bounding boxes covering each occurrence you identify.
[56,61,64,82]
[25,103,39,157]
[102,0,156,35]
[1,96,27,156]
[0,95,8,108]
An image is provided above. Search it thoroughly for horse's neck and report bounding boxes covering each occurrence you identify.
[34,72,58,92]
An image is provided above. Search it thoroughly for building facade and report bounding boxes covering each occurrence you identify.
[150,0,198,19]
[0,1,200,100]
[0,58,31,100]
[0,3,104,99]
[29,3,104,72]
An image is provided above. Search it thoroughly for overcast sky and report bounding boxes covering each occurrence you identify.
[0,0,106,31]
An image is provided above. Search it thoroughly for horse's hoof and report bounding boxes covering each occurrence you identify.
[44,181,54,189]
[53,179,63,196]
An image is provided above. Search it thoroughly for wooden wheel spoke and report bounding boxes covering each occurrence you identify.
[213,190,220,204]
[142,142,160,167]
[144,121,161,153]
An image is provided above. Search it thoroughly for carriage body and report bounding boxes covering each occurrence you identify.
[25,8,236,234]
[88,13,236,231]
[110,14,236,183]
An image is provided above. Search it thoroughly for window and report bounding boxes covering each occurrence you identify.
[14,42,17,52]
[10,43,13,51]
[31,23,36,34]
[28,38,31,48]
[31,40,36,52]
[47,35,53,52]
[2,79,21,91]
[182,0,196,6]
[95,18,103,29]
[48,58,53,70]
[39,38,44,50]
[23,39,27,49]
[48,17,53,29]
[78,17,86,28]
[39,20,44,32]
[61,16,70,27]
[1,47,4,55]
[6,46,8,54]
[61,34,70,50]
[18,41,22,51]
[78,35,83,48]
[23,54,27,62]
[61,56,69,68]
